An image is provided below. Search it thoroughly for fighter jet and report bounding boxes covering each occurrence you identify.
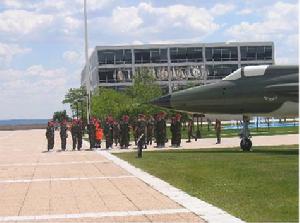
[150,65,299,151]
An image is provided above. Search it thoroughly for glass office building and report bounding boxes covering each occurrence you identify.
[81,42,274,92]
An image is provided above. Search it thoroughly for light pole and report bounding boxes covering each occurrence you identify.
[84,0,91,124]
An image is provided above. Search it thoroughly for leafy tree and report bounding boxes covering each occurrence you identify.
[53,110,69,123]
[63,86,87,119]
[91,88,134,120]
[126,68,162,103]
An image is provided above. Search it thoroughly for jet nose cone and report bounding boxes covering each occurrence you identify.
[149,94,172,109]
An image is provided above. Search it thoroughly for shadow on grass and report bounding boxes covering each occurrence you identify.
[145,147,298,156]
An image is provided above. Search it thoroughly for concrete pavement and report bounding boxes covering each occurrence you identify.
[109,134,298,153]
[0,130,205,223]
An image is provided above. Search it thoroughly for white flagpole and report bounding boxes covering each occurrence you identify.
[84,0,91,124]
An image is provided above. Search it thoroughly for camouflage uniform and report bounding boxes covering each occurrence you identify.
[170,117,176,147]
[174,118,182,147]
[215,119,221,144]
[147,117,154,146]
[60,122,68,151]
[113,122,120,146]
[46,123,54,151]
[87,122,96,149]
[156,116,166,148]
[136,115,147,158]
[71,122,77,150]
[77,121,83,150]
[120,117,130,149]
[104,121,113,149]
[187,119,197,143]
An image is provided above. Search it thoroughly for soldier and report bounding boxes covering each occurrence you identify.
[87,118,96,149]
[187,119,197,143]
[60,120,68,151]
[215,119,222,144]
[136,114,147,158]
[45,121,54,151]
[77,119,83,150]
[170,117,176,147]
[71,119,78,150]
[131,117,138,146]
[174,114,182,147]
[112,120,120,147]
[156,112,167,148]
[104,116,113,149]
[95,119,103,148]
[120,115,130,149]
[146,115,154,146]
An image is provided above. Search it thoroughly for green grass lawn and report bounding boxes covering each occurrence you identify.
[116,145,299,222]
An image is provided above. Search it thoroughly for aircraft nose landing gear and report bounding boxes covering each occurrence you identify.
[240,115,252,151]
[240,138,252,151]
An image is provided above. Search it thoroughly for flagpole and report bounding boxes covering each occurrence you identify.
[84,0,91,124]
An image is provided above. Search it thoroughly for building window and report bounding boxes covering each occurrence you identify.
[98,49,132,65]
[171,47,203,63]
[135,49,151,64]
[186,48,203,62]
[99,69,115,83]
[150,48,168,63]
[240,46,273,61]
[206,64,238,79]
[205,47,238,62]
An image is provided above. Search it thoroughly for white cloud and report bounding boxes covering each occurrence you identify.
[237,8,253,15]
[93,2,220,42]
[226,2,298,41]
[226,1,298,64]
[63,51,82,63]
[0,10,54,36]
[0,42,31,66]
[111,6,143,33]
[1,0,25,9]
[0,65,70,119]
[210,3,236,16]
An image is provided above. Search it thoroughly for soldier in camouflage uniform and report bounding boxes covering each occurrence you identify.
[112,120,120,147]
[131,117,138,146]
[120,115,130,149]
[104,116,114,149]
[60,120,68,151]
[71,119,77,150]
[146,115,154,146]
[87,118,96,149]
[156,112,166,148]
[46,121,55,151]
[170,117,176,147]
[137,114,147,158]
[174,114,182,147]
[187,119,197,143]
[77,119,83,150]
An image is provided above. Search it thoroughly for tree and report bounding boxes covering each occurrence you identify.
[53,110,69,123]
[126,68,162,103]
[91,88,134,120]
[63,86,87,119]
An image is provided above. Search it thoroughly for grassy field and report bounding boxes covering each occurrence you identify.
[116,145,299,222]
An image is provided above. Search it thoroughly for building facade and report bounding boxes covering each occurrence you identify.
[81,42,274,92]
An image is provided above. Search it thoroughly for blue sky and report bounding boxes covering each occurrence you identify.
[0,0,298,119]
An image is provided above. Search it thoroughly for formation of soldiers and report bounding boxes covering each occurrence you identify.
[46,113,222,151]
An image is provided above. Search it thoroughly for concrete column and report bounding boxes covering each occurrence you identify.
[131,48,135,82]
[167,47,172,94]
[237,45,241,68]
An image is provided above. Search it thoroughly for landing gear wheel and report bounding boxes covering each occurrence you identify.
[240,138,252,151]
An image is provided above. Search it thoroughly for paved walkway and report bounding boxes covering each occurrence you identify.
[109,134,298,153]
[0,130,205,223]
